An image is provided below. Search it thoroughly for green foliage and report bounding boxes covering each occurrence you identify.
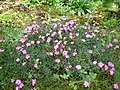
[22,0,41,7]
[66,0,95,16]
[0,11,32,28]
[69,81,78,90]
[101,18,120,29]
[22,0,119,17]
[41,0,65,6]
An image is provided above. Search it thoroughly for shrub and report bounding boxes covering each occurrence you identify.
[0,15,119,90]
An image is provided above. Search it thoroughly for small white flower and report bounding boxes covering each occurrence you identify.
[0,67,2,69]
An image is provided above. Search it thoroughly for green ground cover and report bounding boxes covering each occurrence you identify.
[0,0,120,90]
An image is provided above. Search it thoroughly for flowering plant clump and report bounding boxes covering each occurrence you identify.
[0,15,119,90]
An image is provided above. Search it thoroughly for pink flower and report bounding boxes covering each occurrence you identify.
[71,42,74,44]
[41,21,45,24]
[92,33,96,37]
[0,40,3,43]
[110,70,114,75]
[114,45,119,50]
[104,65,108,70]
[106,45,110,49]
[58,31,62,35]
[31,41,35,45]
[59,28,63,30]
[20,48,23,51]
[46,33,50,37]
[53,23,57,29]
[88,50,92,54]
[47,37,52,43]
[26,54,30,59]
[33,87,37,90]
[86,34,90,38]
[51,32,56,37]
[89,35,93,38]
[32,79,37,86]
[65,55,69,58]
[16,86,19,90]
[85,22,89,26]
[16,46,21,50]
[54,45,59,50]
[23,29,28,34]
[0,49,4,53]
[46,52,49,55]
[108,62,114,68]
[76,33,79,36]
[54,40,58,43]
[109,44,113,47]
[93,61,97,65]
[54,51,60,55]
[98,62,104,68]
[34,64,38,68]
[49,52,53,56]
[36,41,40,44]
[113,38,118,43]
[96,38,99,40]
[20,37,28,43]
[82,39,86,43]
[102,33,106,36]
[93,46,96,49]
[84,32,88,35]
[94,30,99,33]
[19,83,24,88]
[83,81,90,87]
[61,44,65,48]
[101,49,105,53]
[42,21,45,24]
[72,51,77,56]
[64,41,67,44]
[106,44,113,49]
[76,65,81,70]
[15,80,21,85]
[26,43,31,47]
[69,33,73,39]
[88,25,91,30]
[22,62,27,66]
[111,68,115,71]
[62,50,68,56]
[55,59,61,63]
[114,84,118,89]
[66,65,72,71]
[89,14,93,18]
[16,58,20,62]
[22,50,27,55]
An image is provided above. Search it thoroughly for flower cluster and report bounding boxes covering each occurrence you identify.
[95,61,115,75]
[15,80,24,90]
[93,60,119,89]
[12,15,119,89]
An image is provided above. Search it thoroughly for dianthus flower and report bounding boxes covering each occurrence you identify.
[83,81,90,87]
